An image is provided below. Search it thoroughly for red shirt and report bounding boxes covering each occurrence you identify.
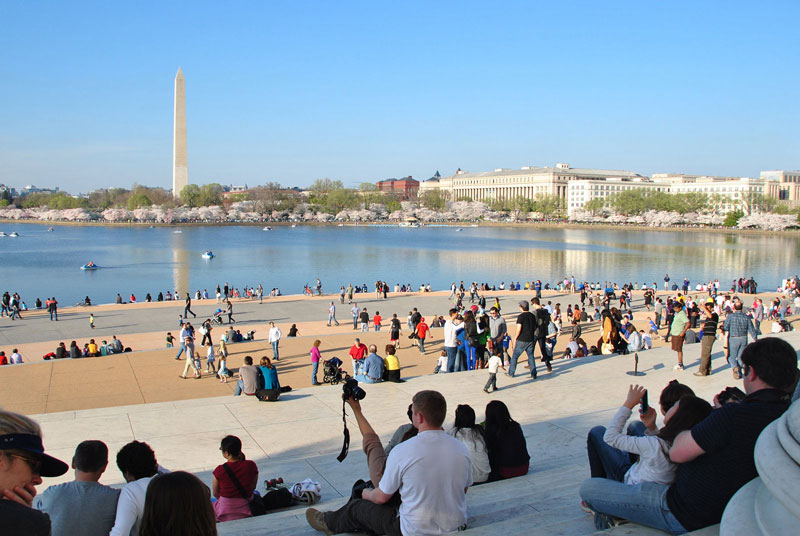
[349,343,367,361]
[373,315,382,326]
[213,459,258,498]
[0,354,7,365]
[416,322,430,339]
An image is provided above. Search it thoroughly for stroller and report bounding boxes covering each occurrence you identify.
[213,309,225,324]
[322,357,348,385]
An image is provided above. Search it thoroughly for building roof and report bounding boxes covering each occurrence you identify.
[443,166,646,181]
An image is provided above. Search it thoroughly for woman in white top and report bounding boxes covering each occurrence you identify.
[587,385,712,486]
[448,404,490,484]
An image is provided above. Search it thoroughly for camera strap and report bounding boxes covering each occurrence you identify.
[336,398,350,463]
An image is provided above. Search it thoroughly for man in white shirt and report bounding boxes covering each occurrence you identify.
[9,349,23,364]
[109,441,162,536]
[443,308,459,372]
[268,322,282,360]
[306,390,472,535]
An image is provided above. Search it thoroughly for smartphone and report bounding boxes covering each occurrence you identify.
[640,390,649,413]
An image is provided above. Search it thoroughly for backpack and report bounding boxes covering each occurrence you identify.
[534,309,550,339]
[256,388,280,402]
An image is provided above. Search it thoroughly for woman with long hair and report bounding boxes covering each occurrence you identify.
[211,435,259,523]
[484,400,530,480]
[258,356,280,391]
[449,405,490,484]
[585,386,711,488]
[462,310,482,370]
[310,340,322,385]
[140,471,216,536]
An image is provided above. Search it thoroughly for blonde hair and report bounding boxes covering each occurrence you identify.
[0,409,41,437]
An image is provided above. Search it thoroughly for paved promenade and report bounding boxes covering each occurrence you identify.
[20,330,800,535]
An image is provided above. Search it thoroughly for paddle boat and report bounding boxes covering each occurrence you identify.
[262,226,272,231]
[0,232,6,237]
[47,227,55,232]
[80,262,100,271]
[173,229,182,234]
[456,228,463,232]
[291,224,297,228]
[8,232,18,237]
[202,251,215,259]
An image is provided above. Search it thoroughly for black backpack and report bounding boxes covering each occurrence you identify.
[534,309,550,338]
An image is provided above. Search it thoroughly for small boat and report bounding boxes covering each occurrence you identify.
[201,251,215,259]
[470,224,478,227]
[456,228,463,232]
[262,226,272,231]
[80,263,100,271]
[337,224,344,227]
[47,227,55,232]
[0,232,6,237]
[173,229,182,234]
[8,232,18,237]
[291,224,297,228]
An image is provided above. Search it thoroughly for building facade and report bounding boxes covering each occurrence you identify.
[376,177,419,199]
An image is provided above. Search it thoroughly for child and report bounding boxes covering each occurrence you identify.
[179,314,184,328]
[217,351,230,383]
[89,314,95,329]
[502,334,511,367]
[641,330,653,349]
[647,316,659,335]
[193,350,202,374]
[166,332,175,348]
[483,347,506,393]
[433,350,447,374]
[205,342,216,374]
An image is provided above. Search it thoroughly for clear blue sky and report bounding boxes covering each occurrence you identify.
[1,1,797,193]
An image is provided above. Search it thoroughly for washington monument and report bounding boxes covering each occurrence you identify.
[172,67,188,199]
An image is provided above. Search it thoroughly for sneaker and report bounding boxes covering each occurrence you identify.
[579,500,593,514]
[693,371,708,377]
[483,388,489,394]
[594,512,628,530]
[305,508,333,535]
[673,363,684,371]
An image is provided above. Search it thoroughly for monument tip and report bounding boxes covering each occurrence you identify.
[176,67,184,78]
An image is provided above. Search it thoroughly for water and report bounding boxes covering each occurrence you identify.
[0,222,798,305]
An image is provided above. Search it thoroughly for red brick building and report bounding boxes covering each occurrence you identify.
[376,177,419,199]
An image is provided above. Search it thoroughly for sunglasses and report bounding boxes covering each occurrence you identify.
[9,452,43,476]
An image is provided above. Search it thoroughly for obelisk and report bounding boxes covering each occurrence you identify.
[172,67,188,199]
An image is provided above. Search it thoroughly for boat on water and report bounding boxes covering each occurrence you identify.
[456,228,463,232]
[0,232,6,237]
[337,224,344,227]
[262,226,272,231]
[201,251,215,259]
[470,224,478,227]
[173,230,182,234]
[8,232,18,237]
[80,263,99,271]
[291,224,297,228]
[47,227,55,232]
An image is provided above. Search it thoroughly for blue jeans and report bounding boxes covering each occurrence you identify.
[728,335,747,369]
[175,342,186,359]
[418,338,425,353]
[465,344,478,370]
[445,346,458,372]
[50,310,57,320]
[328,314,339,326]
[355,374,380,384]
[271,341,279,360]
[508,341,536,377]
[374,325,381,332]
[579,479,686,534]
[234,379,244,396]
[587,426,631,481]
[312,361,319,384]
[361,323,368,332]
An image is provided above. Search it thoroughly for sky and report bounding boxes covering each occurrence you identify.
[1,1,798,193]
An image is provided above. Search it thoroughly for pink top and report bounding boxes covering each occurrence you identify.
[310,346,321,362]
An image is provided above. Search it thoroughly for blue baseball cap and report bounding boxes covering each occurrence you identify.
[0,433,69,477]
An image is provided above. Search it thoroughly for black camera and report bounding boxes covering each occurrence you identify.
[342,378,366,401]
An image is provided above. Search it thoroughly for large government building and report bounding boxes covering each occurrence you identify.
[417,163,797,215]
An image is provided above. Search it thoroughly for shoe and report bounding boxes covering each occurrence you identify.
[594,512,628,530]
[305,508,333,535]
[483,388,489,393]
[693,371,708,377]
[546,363,553,372]
[580,500,593,514]
[673,363,684,371]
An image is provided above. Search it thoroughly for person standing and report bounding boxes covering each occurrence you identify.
[415,316,430,354]
[310,340,322,385]
[484,347,506,393]
[328,301,340,326]
[752,298,764,335]
[722,301,758,379]
[373,311,382,332]
[268,322,282,361]
[669,302,690,371]
[443,308,460,372]
[180,336,200,379]
[315,278,322,296]
[47,297,58,321]
[349,338,368,376]
[695,299,719,377]
[89,314,95,330]
[257,284,263,304]
[508,301,537,378]
[663,273,670,292]
[351,302,360,329]
[225,299,235,324]
[359,307,370,332]
[184,293,197,318]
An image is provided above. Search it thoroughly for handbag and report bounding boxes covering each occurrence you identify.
[222,463,266,516]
